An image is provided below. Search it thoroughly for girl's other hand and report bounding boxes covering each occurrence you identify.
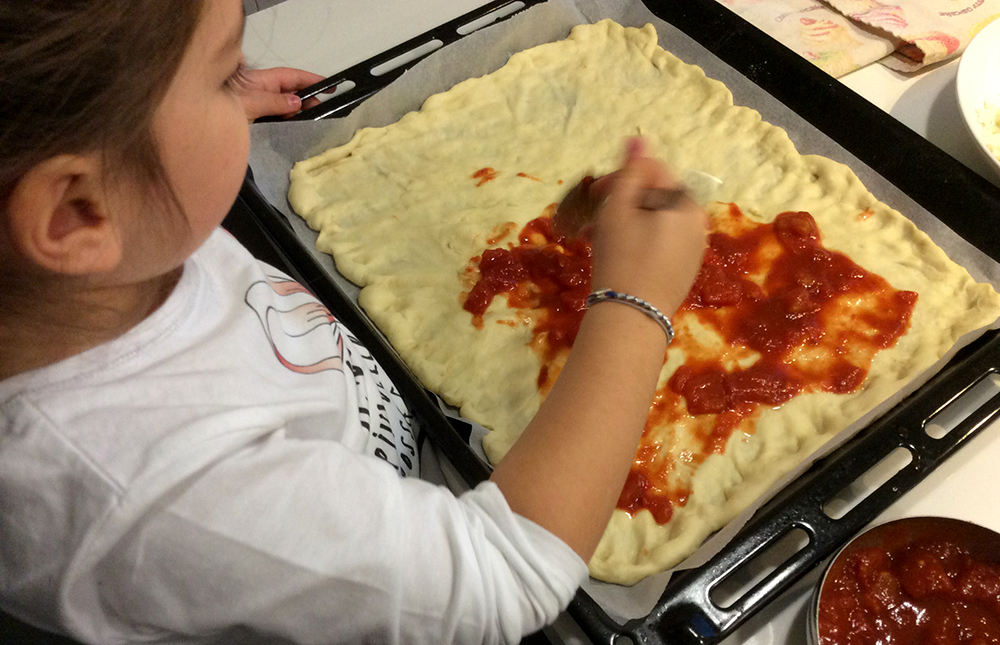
[239,66,325,122]
[589,138,708,318]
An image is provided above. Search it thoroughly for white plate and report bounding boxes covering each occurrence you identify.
[956,17,1000,181]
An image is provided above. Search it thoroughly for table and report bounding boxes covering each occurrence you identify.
[840,61,1000,187]
[243,3,1000,642]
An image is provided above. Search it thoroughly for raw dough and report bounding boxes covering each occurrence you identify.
[289,20,1000,584]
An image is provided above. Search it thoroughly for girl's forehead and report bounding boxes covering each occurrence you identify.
[191,0,245,60]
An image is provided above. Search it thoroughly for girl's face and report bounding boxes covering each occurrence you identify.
[119,0,250,280]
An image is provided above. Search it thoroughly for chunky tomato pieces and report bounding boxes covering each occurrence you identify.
[819,539,1000,645]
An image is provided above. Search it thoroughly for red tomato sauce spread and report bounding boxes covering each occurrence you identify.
[471,167,499,186]
[671,206,917,418]
[819,537,1000,644]
[463,208,592,389]
[463,204,917,525]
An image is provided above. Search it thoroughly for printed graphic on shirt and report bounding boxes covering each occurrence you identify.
[246,274,344,374]
[245,272,418,477]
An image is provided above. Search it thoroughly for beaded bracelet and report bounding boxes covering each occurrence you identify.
[585,288,675,345]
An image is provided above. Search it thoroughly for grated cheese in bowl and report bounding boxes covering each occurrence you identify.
[977,99,1000,161]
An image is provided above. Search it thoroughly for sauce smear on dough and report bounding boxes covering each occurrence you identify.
[673,207,917,416]
[463,204,917,525]
[464,210,592,387]
[472,167,499,186]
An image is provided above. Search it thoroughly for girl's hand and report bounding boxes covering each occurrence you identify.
[239,66,326,122]
[589,138,708,318]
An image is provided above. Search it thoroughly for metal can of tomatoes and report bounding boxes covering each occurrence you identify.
[809,516,1000,645]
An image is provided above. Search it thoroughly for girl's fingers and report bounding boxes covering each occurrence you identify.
[241,90,302,122]
[239,67,327,121]
[589,138,708,316]
[246,67,326,94]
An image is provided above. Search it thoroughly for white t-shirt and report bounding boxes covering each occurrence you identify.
[0,230,586,645]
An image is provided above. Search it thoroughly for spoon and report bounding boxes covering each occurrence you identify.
[553,169,722,237]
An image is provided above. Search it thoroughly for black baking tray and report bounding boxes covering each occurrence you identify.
[241,1,1000,643]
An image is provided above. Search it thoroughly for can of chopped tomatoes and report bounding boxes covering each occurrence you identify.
[809,516,1000,645]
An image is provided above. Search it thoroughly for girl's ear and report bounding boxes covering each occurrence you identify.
[5,154,124,275]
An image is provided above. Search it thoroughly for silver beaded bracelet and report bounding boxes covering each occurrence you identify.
[585,288,675,345]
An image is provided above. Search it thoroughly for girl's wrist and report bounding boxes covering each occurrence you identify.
[590,261,693,318]
[586,288,674,346]
[578,295,671,359]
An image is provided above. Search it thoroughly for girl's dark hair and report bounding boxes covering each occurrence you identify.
[0,0,204,204]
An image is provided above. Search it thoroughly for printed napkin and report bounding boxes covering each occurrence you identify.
[719,0,1000,76]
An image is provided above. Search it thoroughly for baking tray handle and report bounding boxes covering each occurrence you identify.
[257,0,546,123]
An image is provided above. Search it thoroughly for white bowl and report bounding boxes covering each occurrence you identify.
[956,18,1000,181]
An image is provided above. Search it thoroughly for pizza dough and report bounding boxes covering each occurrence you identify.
[288,20,1000,585]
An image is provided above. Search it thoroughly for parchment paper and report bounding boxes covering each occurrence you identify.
[247,0,1000,623]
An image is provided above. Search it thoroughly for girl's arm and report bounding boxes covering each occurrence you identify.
[490,138,708,560]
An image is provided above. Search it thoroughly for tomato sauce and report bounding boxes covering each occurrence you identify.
[463,204,917,525]
[674,208,917,414]
[463,211,593,387]
[472,167,499,186]
[615,443,689,524]
[819,537,1000,644]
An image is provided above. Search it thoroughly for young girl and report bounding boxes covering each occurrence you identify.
[0,1,706,643]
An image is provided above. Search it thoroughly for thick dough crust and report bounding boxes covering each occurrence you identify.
[289,20,1000,585]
